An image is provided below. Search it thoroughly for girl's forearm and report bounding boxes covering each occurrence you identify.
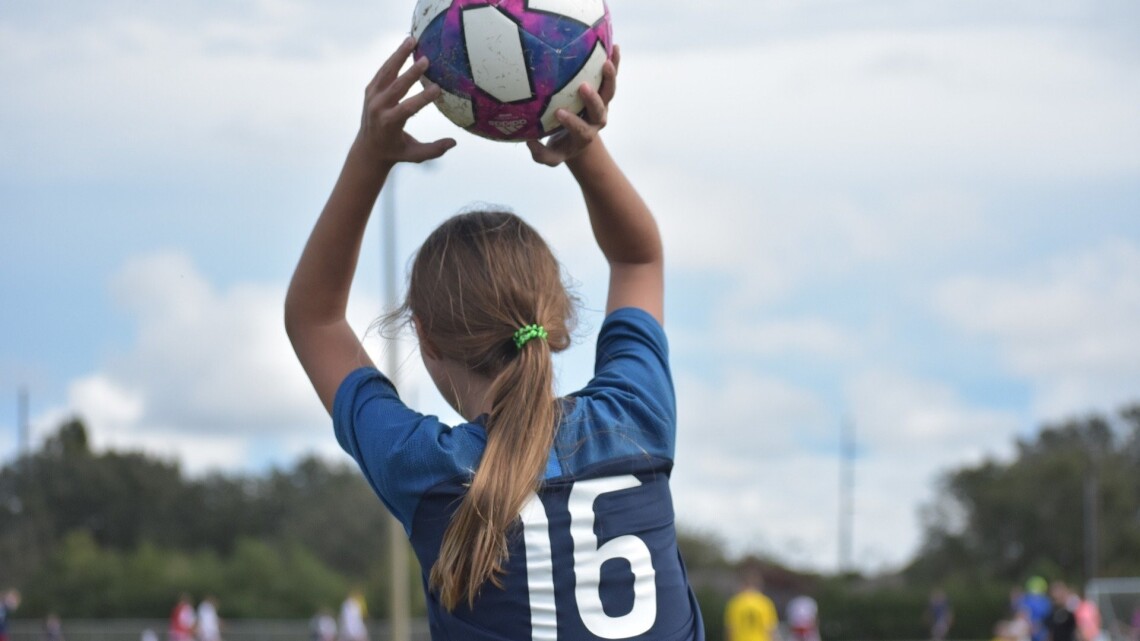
[285,141,394,329]
[567,139,662,267]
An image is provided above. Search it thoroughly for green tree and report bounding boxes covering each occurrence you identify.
[260,456,391,579]
[908,403,1140,584]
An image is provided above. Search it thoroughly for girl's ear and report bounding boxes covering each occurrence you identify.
[413,315,441,360]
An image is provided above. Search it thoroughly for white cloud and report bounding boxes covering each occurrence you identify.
[668,365,1023,571]
[676,369,834,460]
[673,451,842,569]
[69,375,145,435]
[670,369,845,566]
[5,8,1137,188]
[841,369,1019,568]
[936,239,1140,418]
[0,18,403,180]
[669,316,858,365]
[33,251,402,472]
[644,162,991,311]
[107,252,326,435]
[618,29,1140,181]
[846,369,1020,462]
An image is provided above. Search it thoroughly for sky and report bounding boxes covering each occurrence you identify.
[2,0,1139,573]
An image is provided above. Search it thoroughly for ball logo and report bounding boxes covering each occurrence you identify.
[489,115,528,137]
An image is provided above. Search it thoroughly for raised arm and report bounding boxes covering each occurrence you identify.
[526,47,664,323]
[284,38,455,413]
[568,139,663,323]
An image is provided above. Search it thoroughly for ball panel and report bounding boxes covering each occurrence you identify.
[518,11,593,51]
[540,40,606,133]
[423,80,477,128]
[411,0,452,41]
[545,18,608,92]
[517,28,563,103]
[462,6,534,104]
[418,15,483,111]
[466,29,558,139]
[439,94,478,129]
[525,0,606,27]
[417,11,472,87]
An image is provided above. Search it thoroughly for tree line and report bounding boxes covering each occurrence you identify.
[907,404,1140,584]
[0,419,401,617]
[1,404,1138,637]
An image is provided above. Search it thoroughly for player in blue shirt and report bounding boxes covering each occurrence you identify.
[285,37,704,640]
[0,590,20,641]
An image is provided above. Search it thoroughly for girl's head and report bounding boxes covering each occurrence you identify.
[401,209,576,609]
[405,209,574,392]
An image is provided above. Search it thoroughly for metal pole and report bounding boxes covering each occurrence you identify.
[381,169,411,641]
[1083,469,1099,580]
[18,386,29,456]
[839,417,855,573]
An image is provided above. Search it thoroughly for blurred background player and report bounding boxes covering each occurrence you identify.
[1073,588,1102,641]
[168,594,196,641]
[725,566,780,641]
[310,608,337,641]
[1047,581,1077,641]
[1016,577,1051,641]
[338,590,367,641]
[43,614,64,641]
[992,610,1031,641]
[787,594,820,641]
[0,591,19,641]
[196,596,221,641]
[926,588,954,641]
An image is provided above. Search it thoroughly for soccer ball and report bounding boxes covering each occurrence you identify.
[411,0,613,141]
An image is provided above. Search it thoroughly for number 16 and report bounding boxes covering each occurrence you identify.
[520,475,658,640]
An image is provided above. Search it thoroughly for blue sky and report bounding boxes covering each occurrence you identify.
[2,0,1139,572]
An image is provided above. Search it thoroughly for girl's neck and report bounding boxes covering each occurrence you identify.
[427,355,494,422]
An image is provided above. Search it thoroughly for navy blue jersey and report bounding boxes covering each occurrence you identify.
[334,308,704,640]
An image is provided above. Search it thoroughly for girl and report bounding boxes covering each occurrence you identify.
[285,38,704,640]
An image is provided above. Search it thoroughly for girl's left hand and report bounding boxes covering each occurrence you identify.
[527,45,620,167]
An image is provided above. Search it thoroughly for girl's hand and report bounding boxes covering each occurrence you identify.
[527,45,620,167]
[357,37,456,165]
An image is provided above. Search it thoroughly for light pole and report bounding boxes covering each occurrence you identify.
[380,168,410,641]
[18,386,29,456]
[838,416,855,573]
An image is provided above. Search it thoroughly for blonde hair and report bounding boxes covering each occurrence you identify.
[401,210,575,610]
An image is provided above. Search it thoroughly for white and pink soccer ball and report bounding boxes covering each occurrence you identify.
[411,0,613,141]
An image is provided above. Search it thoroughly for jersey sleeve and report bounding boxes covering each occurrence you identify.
[568,306,677,460]
[332,367,485,533]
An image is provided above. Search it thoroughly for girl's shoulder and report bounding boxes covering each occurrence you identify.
[554,307,677,475]
[333,366,488,525]
[596,306,668,350]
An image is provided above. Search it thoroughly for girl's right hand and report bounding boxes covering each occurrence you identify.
[357,37,457,165]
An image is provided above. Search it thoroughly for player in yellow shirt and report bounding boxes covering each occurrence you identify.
[724,567,781,641]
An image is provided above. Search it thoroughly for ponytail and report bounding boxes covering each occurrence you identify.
[430,333,559,610]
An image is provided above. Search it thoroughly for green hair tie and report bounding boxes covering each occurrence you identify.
[513,324,549,350]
